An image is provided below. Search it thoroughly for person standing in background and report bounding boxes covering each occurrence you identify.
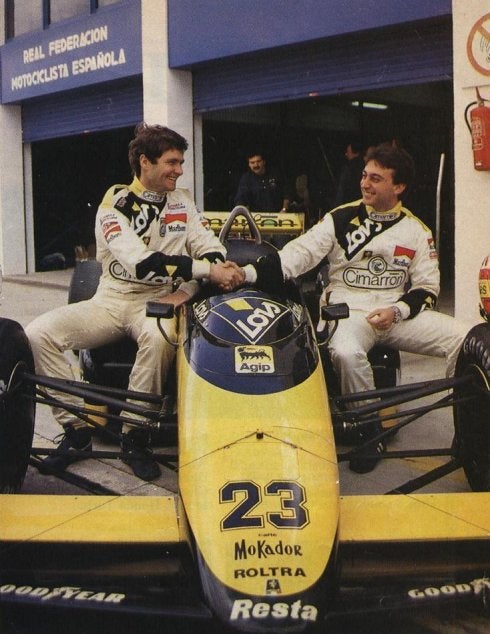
[234,150,291,213]
[334,138,365,207]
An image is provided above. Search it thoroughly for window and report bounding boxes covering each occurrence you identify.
[6,0,43,38]
[4,0,124,39]
[50,0,87,23]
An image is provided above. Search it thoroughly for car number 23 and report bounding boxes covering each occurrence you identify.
[220,480,310,530]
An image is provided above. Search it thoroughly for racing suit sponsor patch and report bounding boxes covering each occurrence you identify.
[114,196,127,210]
[394,245,416,260]
[167,202,185,211]
[200,214,211,230]
[102,220,122,243]
[428,237,438,258]
[345,217,383,257]
[131,203,161,235]
[343,256,407,289]
[393,245,415,267]
[333,203,404,260]
[108,260,172,286]
[165,212,187,233]
[141,189,166,203]
[165,212,187,224]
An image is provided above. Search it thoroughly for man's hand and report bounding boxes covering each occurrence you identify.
[367,306,398,330]
[209,261,245,291]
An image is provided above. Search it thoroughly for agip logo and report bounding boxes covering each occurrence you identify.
[235,346,274,374]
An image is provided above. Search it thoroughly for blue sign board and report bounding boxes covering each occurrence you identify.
[0,0,142,103]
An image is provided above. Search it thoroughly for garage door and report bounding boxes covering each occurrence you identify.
[22,76,143,142]
[193,18,451,112]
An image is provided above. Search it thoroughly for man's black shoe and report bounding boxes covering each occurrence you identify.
[38,425,92,474]
[121,429,161,481]
[349,423,385,474]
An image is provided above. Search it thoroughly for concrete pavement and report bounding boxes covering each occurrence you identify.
[0,267,472,496]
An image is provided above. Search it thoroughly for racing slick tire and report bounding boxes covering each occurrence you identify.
[453,323,490,492]
[0,318,35,492]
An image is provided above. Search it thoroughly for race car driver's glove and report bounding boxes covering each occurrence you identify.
[242,251,285,294]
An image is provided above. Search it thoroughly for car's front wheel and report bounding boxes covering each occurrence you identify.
[0,318,35,492]
[453,323,490,491]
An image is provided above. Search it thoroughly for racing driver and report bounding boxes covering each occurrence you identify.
[232,143,470,473]
[26,123,241,481]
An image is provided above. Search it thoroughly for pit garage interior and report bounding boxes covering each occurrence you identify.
[31,80,455,295]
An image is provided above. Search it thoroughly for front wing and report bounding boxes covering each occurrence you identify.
[0,493,488,623]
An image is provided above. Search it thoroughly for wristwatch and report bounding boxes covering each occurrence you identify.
[391,305,402,324]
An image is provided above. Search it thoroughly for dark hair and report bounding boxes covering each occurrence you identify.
[364,144,415,189]
[246,148,266,161]
[128,123,188,177]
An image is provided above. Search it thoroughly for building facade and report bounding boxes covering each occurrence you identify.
[0,0,487,323]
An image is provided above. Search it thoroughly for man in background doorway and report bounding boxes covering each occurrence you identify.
[334,138,365,207]
[234,150,291,213]
[234,150,292,247]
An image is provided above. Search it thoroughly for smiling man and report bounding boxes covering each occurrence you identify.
[233,144,470,473]
[26,123,241,481]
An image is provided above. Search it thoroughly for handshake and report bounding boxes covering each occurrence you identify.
[209,261,246,292]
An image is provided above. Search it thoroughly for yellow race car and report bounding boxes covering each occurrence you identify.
[0,209,488,632]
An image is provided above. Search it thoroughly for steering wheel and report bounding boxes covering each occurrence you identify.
[219,205,263,245]
[219,206,277,266]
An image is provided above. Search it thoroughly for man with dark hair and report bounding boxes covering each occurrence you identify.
[234,150,291,213]
[27,123,240,481]
[127,123,189,173]
[228,144,469,473]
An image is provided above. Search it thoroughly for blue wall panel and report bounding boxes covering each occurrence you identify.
[193,18,452,111]
[168,0,451,67]
[22,77,143,142]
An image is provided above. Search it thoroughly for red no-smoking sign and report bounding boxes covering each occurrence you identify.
[467,13,490,76]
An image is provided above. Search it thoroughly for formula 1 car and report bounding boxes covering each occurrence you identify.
[0,207,488,632]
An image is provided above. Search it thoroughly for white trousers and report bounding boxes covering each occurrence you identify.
[25,287,177,429]
[327,309,469,405]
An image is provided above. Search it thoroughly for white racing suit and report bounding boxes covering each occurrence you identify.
[246,200,469,402]
[26,178,226,428]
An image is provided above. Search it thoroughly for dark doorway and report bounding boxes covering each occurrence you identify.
[31,127,133,270]
[201,82,454,290]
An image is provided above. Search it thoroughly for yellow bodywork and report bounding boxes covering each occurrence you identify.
[1,492,486,544]
[340,493,490,542]
[177,352,340,597]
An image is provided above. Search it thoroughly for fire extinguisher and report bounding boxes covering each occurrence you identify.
[465,87,490,170]
[479,254,490,322]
